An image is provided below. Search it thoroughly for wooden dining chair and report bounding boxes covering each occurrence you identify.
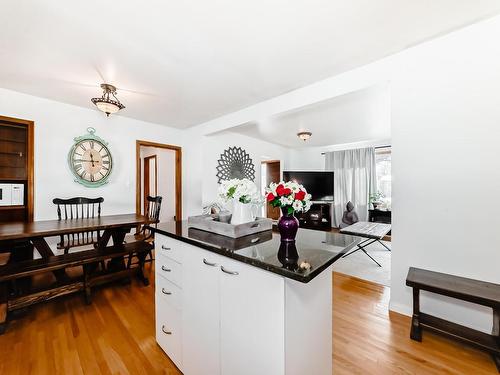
[126,195,162,268]
[52,197,104,254]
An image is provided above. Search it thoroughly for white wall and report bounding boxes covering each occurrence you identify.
[0,87,289,222]
[3,13,500,334]
[285,139,391,171]
[390,16,500,332]
[201,131,289,206]
[159,149,177,221]
[187,14,500,334]
[0,87,186,220]
[140,146,177,222]
[285,147,326,171]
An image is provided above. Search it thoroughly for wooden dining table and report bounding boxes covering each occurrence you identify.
[0,213,149,270]
[0,213,152,332]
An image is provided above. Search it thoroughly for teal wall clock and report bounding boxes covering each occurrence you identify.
[68,127,113,188]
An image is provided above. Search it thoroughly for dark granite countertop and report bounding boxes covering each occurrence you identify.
[147,221,360,283]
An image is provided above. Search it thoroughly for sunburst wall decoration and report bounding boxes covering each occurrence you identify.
[216,146,255,183]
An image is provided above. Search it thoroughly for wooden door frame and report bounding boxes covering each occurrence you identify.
[261,159,281,164]
[0,115,34,222]
[261,160,281,220]
[136,140,182,221]
[143,155,157,213]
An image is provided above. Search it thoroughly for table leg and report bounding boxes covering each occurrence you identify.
[136,251,150,286]
[377,239,392,251]
[83,264,92,305]
[410,288,422,341]
[107,229,129,272]
[31,237,69,284]
[96,229,112,249]
[360,248,382,267]
[8,240,33,295]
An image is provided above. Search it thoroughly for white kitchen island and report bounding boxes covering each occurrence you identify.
[149,222,358,375]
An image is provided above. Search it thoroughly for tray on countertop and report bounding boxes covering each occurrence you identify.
[187,227,273,250]
[187,214,272,238]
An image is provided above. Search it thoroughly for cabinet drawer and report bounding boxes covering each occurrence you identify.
[155,234,183,263]
[157,273,182,310]
[156,253,182,288]
[156,297,182,369]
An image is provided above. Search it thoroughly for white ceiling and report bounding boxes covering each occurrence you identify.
[229,85,390,148]
[1,1,499,128]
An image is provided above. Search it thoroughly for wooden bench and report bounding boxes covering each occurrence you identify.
[0,240,153,333]
[406,267,500,372]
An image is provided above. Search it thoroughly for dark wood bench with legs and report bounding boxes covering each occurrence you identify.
[406,267,500,372]
[0,240,152,334]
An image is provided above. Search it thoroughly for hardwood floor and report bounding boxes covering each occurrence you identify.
[333,272,497,374]
[0,266,496,374]
[0,266,181,375]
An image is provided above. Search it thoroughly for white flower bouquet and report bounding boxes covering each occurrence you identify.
[218,178,262,205]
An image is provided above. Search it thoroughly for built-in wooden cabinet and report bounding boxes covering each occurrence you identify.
[0,116,34,222]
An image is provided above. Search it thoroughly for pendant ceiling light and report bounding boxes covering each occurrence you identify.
[91,83,125,116]
[297,131,312,142]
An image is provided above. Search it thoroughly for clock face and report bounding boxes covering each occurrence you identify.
[69,139,112,186]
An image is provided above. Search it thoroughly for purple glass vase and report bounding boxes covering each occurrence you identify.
[278,241,299,270]
[278,207,299,243]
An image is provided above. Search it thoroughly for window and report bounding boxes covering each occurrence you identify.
[375,147,391,209]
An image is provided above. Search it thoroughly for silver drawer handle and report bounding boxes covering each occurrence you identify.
[162,325,172,335]
[161,288,172,295]
[203,258,217,267]
[161,245,171,250]
[221,266,239,275]
[161,266,172,272]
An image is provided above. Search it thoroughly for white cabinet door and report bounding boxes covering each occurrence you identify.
[219,257,285,375]
[182,246,222,375]
[156,297,183,369]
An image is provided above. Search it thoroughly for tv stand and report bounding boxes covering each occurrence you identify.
[296,202,333,231]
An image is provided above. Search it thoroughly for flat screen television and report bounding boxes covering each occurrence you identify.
[282,171,334,201]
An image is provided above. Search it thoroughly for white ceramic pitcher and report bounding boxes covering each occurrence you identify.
[230,200,256,225]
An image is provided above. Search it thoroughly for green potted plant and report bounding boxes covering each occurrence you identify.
[369,191,385,210]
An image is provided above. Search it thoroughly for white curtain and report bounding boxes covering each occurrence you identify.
[325,147,376,227]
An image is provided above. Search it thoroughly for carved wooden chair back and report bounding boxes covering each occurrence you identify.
[141,195,162,239]
[52,197,104,253]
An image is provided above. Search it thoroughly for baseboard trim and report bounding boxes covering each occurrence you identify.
[389,301,412,317]
[333,271,387,289]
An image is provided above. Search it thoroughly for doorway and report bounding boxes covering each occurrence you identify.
[261,160,281,220]
[136,141,182,222]
[143,155,157,214]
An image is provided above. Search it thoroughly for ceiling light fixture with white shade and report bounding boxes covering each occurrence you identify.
[297,131,312,142]
[91,83,125,116]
